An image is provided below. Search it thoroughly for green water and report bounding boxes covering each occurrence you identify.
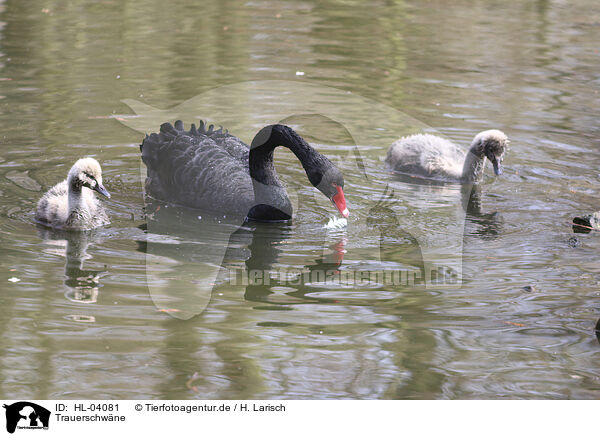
[1,0,599,399]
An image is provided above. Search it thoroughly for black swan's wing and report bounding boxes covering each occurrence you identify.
[195,120,249,164]
[140,120,254,215]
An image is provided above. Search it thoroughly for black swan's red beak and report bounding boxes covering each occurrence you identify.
[331,185,349,218]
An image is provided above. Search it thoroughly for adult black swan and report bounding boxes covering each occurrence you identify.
[140,121,349,221]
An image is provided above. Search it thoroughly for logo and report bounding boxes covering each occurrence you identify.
[3,402,50,434]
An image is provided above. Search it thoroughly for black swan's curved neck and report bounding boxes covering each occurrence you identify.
[247,124,331,222]
[249,124,316,186]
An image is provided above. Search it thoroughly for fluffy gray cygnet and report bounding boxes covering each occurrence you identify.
[35,158,110,230]
[386,130,509,183]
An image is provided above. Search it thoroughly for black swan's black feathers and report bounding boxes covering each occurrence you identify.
[140,121,345,221]
[141,121,254,216]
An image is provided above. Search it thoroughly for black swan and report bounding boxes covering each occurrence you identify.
[140,121,349,221]
[35,158,110,230]
[386,130,508,183]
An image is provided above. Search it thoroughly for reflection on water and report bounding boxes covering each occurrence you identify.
[37,227,106,307]
[1,0,600,399]
[461,185,504,240]
[366,186,425,283]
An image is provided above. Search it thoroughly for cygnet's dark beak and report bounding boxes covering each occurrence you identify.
[94,183,111,198]
[490,156,503,176]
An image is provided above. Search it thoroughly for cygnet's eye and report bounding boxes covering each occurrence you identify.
[83,171,97,185]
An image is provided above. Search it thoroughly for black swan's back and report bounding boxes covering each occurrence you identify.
[140,120,254,215]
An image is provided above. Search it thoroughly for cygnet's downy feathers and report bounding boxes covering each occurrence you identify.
[386,129,509,183]
[35,158,110,230]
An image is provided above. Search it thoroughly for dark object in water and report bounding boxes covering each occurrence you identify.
[595,318,600,345]
[573,212,600,234]
[567,236,581,248]
[140,121,348,222]
[522,285,536,293]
